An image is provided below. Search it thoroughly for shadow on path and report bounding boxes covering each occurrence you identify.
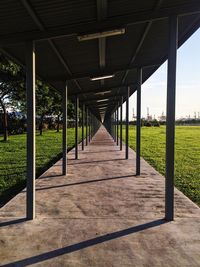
[1,219,167,267]
[35,174,135,192]
[67,158,125,165]
[0,218,27,227]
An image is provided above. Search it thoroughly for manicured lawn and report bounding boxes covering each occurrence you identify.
[0,128,82,204]
[122,125,200,206]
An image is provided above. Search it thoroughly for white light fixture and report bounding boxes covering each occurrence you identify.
[90,74,115,81]
[77,28,125,41]
[94,90,112,95]
[96,99,109,103]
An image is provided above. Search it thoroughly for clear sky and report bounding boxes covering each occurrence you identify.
[124,27,200,120]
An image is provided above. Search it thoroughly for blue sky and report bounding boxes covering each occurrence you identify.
[125,27,200,120]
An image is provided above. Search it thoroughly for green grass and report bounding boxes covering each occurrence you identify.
[0,128,83,204]
[122,125,200,206]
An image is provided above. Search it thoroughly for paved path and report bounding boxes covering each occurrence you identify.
[0,126,200,266]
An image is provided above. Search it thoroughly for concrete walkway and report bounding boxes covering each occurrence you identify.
[0,126,200,267]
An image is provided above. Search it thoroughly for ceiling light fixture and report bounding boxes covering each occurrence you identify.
[94,90,112,95]
[77,28,125,41]
[96,99,109,103]
[90,74,115,81]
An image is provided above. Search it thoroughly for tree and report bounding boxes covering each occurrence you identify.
[50,90,62,132]
[67,100,75,120]
[36,81,53,135]
[0,54,25,141]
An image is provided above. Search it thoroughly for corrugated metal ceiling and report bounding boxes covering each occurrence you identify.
[0,0,200,119]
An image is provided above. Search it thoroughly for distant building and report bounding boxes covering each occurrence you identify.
[159,112,166,122]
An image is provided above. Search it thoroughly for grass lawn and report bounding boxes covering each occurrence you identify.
[0,128,83,205]
[122,125,200,206]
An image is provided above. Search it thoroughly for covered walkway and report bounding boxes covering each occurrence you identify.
[0,126,199,266]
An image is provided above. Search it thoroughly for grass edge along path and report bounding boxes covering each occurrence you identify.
[122,125,200,206]
[0,128,83,207]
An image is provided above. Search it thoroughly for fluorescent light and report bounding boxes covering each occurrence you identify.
[90,74,114,81]
[96,99,109,103]
[94,90,112,95]
[77,28,125,41]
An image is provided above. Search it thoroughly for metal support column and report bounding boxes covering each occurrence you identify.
[120,96,123,150]
[136,68,142,175]
[75,95,79,159]
[125,87,130,159]
[165,15,178,221]
[82,104,85,150]
[114,111,116,142]
[112,113,114,139]
[26,41,35,220]
[89,112,91,142]
[86,107,88,145]
[117,104,119,145]
[62,83,67,175]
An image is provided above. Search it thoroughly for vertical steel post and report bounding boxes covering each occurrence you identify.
[75,95,79,159]
[136,68,142,175]
[125,87,130,159]
[89,112,91,142]
[86,107,88,145]
[112,113,114,139]
[165,15,178,221]
[26,41,35,220]
[62,83,67,175]
[82,104,85,150]
[92,115,94,138]
[117,104,119,145]
[120,96,123,150]
[114,111,116,142]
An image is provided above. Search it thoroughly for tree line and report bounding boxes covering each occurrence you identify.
[0,53,76,141]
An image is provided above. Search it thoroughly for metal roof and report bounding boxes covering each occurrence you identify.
[1,0,200,120]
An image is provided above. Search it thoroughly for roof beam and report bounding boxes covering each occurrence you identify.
[1,2,200,45]
[69,83,135,97]
[97,0,107,87]
[121,0,164,84]
[20,0,82,92]
[80,94,121,103]
[46,62,159,82]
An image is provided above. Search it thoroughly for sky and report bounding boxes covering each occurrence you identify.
[123,27,200,120]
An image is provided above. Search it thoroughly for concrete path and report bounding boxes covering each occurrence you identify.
[0,126,200,267]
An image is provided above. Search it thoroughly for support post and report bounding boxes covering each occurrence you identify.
[75,95,79,159]
[136,68,142,175]
[120,96,123,150]
[26,41,35,220]
[117,104,119,145]
[89,112,91,142]
[62,83,67,175]
[114,111,116,142]
[165,15,178,221]
[125,87,130,159]
[86,107,88,145]
[82,104,85,150]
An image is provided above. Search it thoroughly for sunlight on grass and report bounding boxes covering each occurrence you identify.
[0,128,83,200]
[122,125,200,206]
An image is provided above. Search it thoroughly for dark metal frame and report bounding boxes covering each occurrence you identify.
[62,84,67,175]
[165,15,178,221]
[75,95,79,159]
[136,68,142,175]
[26,41,35,220]
[125,87,130,159]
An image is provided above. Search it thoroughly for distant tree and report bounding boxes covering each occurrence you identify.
[50,90,62,132]
[36,82,53,135]
[0,54,25,141]
[67,100,75,120]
